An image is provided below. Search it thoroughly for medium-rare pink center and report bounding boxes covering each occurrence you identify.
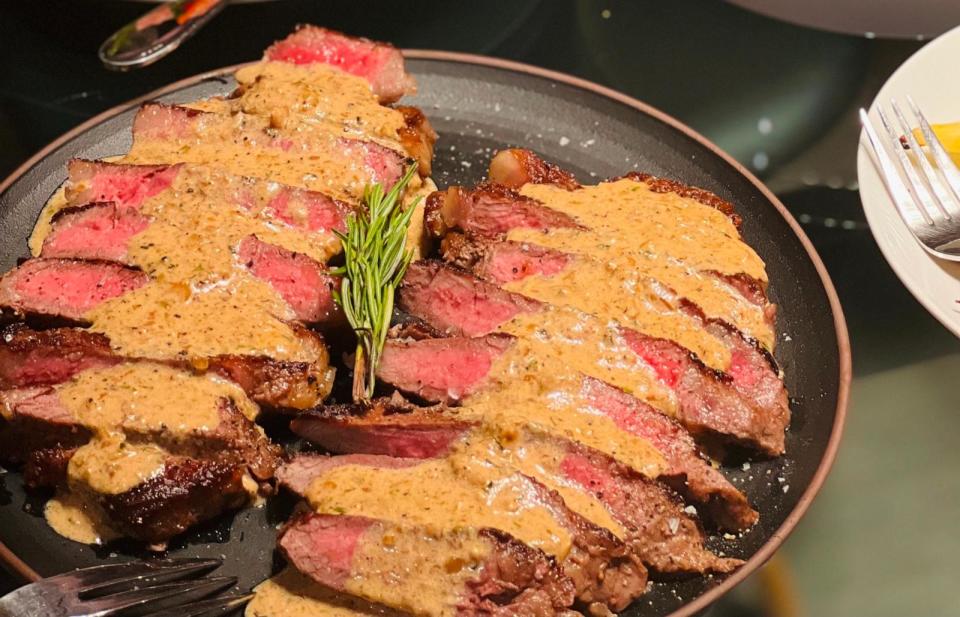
[266,33,387,79]
[482,245,570,284]
[88,166,178,209]
[726,349,760,387]
[380,341,503,399]
[14,263,146,315]
[620,329,683,389]
[265,191,346,234]
[11,352,118,388]
[581,377,674,454]
[43,207,150,261]
[238,236,335,322]
[286,515,371,585]
[424,274,531,337]
[559,453,626,511]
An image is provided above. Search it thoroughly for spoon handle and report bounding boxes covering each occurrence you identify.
[99,0,230,71]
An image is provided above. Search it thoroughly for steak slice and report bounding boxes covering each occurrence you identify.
[65,160,352,238]
[264,26,416,103]
[0,381,280,482]
[279,454,648,612]
[442,231,778,339]
[425,183,582,240]
[377,334,514,402]
[0,323,333,411]
[41,203,151,262]
[488,148,741,228]
[373,338,756,530]
[428,179,770,312]
[291,401,744,574]
[40,214,342,326]
[279,512,576,616]
[237,235,342,325]
[399,261,787,456]
[0,259,148,324]
[130,103,406,201]
[100,455,250,545]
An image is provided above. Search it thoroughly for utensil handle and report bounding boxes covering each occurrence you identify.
[98,0,229,71]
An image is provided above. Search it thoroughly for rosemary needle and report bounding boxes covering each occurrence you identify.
[332,163,421,401]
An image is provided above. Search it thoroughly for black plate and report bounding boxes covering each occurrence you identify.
[0,53,851,617]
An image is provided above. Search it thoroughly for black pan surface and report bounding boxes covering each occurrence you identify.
[0,53,850,617]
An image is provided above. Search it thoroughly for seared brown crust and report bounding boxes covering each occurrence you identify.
[396,105,437,177]
[529,474,647,612]
[471,528,577,615]
[559,440,742,575]
[488,148,581,190]
[22,447,76,489]
[619,172,742,229]
[100,457,249,544]
[0,323,334,411]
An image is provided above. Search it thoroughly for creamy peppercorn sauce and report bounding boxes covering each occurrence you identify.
[36,60,422,548]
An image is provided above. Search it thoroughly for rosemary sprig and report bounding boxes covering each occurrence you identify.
[332,163,421,401]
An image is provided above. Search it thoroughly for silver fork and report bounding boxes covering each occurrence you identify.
[0,558,252,617]
[860,98,960,261]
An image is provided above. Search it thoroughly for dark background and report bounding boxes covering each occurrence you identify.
[2,1,959,615]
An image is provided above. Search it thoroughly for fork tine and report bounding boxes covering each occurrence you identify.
[47,558,222,593]
[147,593,254,617]
[876,105,940,224]
[860,108,935,227]
[908,95,960,206]
[81,576,236,616]
[890,99,956,218]
[70,558,222,597]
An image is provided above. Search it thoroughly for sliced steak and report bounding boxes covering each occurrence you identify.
[0,323,333,411]
[279,454,648,612]
[280,512,575,616]
[130,103,405,199]
[428,179,770,312]
[264,26,416,103]
[440,237,788,452]
[41,229,341,326]
[0,259,148,324]
[291,401,744,574]
[66,160,352,238]
[399,261,787,456]
[1,382,280,482]
[237,235,342,325]
[580,377,757,530]
[372,340,755,530]
[488,148,741,228]
[41,203,151,262]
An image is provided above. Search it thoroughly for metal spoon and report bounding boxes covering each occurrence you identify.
[99,0,230,71]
